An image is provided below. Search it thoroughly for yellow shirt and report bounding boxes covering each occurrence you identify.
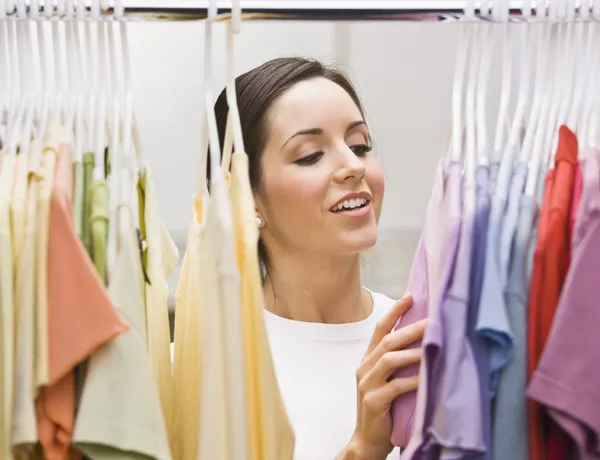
[11,153,29,269]
[171,197,204,460]
[12,141,42,456]
[34,123,62,389]
[137,166,179,440]
[0,153,16,460]
[229,152,295,460]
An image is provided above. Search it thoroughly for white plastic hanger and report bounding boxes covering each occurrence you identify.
[92,0,107,181]
[581,2,599,149]
[6,0,26,157]
[464,21,478,185]
[508,4,533,155]
[74,0,85,163]
[221,0,245,173]
[195,0,220,211]
[64,0,77,148]
[0,0,10,142]
[449,0,473,164]
[543,0,572,171]
[118,0,144,181]
[555,0,577,134]
[586,0,600,149]
[36,0,52,142]
[116,0,139,207]
[19,0,37,155]
[565,0,587,139]
[205,0,222,186]
[475,8,493,166]
[492,0,512,156]
[524,0,559,198]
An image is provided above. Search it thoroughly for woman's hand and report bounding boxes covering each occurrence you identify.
[338,294,426,460]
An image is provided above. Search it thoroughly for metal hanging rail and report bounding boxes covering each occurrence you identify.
[8,0,537,21]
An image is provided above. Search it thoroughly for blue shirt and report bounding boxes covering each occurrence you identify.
[476,145,517,395]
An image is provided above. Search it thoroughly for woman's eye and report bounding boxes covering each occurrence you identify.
[295,151,324,166]
[351,144,373,157]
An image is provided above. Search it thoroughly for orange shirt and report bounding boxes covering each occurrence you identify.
[527,126,578,460]
[35,143,128,460]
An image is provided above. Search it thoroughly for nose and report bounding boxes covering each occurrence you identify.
[332,146,366,184]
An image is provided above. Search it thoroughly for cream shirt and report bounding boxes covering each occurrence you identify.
[197,169,247,460]
[0,153,16,460]
[12,140,43,454]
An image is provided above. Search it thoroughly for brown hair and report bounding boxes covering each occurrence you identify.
[209,57,366,279]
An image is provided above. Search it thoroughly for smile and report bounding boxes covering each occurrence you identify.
[330,197,370,212]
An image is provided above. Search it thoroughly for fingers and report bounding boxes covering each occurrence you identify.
[360,349,422,392]
[365,293,413,356]
[361,375,420,414]
[362,319,427,371]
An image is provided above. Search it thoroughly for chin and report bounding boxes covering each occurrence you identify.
[339,225,379,254]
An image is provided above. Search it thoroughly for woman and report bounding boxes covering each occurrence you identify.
[211,57,426,460]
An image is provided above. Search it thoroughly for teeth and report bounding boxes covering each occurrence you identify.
[333,197,368,211]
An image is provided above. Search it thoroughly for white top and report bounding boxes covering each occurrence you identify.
[264,290,402,460]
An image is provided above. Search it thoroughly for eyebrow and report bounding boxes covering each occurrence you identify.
[279,120,368,152]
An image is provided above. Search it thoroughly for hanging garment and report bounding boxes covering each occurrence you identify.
[90,179,109,283]
[11,152,29,269]
[428,171,485,459]
[72,159,84,238]
[137,166,179,442]
[12,140,43,456]
[568,162,583,253]
[464,164,492,460]
[0,152,16,460]
[73,202,171,460]
[36,141,129,460]
[171,197,205,460]
[81,151,95,256]
[476,144,518,396]
[394,160,462,459]
[35,127,62,391]
[493,161,530,460]
[528,125,578,460]
[196,168,246,459]
[229,152,295,460]
[528,147,600,460]
[526,162,549,279]
[390,159,450,449]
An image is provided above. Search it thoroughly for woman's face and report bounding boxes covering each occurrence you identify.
[256,77,385,258]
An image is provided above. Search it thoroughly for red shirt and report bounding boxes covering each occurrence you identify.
[527,126,578,460]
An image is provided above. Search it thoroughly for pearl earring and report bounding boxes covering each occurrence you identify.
[256,216,263,227]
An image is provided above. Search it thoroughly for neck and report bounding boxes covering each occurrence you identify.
[264,251,372,324]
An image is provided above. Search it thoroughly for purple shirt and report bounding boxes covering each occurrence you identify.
[394,161,462,458]
[464,165,492,460]
[527,148,600,460]
[428,173,484,459]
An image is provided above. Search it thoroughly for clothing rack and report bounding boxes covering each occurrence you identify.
[7,0,568,22]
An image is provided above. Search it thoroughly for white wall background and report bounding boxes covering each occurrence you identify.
[126,19,479,299]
